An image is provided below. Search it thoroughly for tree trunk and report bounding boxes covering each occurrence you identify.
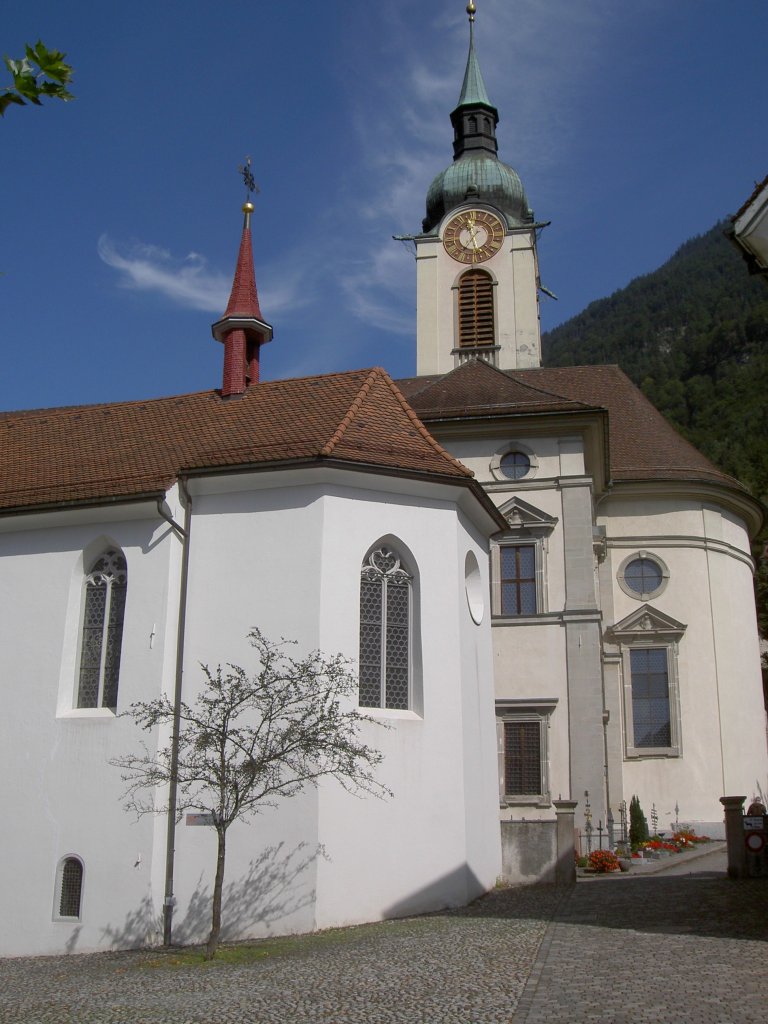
[205,826,227,959]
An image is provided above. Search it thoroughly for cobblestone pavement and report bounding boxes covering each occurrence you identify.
[2,847,765,1024]
[517,846,768,1024]
[0,886,563,1024]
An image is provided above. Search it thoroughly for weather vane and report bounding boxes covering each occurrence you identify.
[239,156,259,201]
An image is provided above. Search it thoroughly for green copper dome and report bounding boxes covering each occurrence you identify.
[423,153,533,234]
[421,7,534,234]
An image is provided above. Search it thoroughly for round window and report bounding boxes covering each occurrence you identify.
[619,554,668,599]
[499,451,531,480]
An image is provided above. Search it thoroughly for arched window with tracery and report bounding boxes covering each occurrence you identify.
[458,269,495,349]
[359,546,412,710]
[77,549,127,710]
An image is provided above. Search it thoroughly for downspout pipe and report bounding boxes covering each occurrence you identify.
[156,482,192,946]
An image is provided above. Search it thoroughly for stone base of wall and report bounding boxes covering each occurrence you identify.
[500,820,558,885]
[500,801,578,886]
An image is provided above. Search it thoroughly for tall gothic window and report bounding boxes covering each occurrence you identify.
[359,546,412,710]
[458,269,495,348]
[77,549,127,710]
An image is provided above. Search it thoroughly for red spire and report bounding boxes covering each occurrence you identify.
[212,203,273,398]
[223,219,263,320]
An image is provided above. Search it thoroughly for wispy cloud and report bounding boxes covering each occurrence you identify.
[97,235,230,312]
[97,235,313,318]
[323,0,636,338]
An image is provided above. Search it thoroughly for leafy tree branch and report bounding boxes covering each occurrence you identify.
[2,41,73,117]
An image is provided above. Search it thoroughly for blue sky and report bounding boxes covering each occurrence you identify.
[2,0,766,412]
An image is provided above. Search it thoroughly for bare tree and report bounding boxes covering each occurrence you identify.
[112,628,389,959]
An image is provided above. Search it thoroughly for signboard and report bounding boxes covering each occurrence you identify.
[185,812,215,827]
[743,816,765,831]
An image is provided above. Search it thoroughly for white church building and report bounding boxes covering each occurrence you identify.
[1,4,766,957]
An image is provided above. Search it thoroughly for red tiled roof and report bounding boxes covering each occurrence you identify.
[398,357,595,417]
[0,369,473,513]
[399,361,744,490]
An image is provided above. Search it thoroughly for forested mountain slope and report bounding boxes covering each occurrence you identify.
[542,221,768,638]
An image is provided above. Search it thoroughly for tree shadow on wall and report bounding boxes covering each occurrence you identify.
[100,842,326,950]
[174,841,326,945]
[100,893,162,950]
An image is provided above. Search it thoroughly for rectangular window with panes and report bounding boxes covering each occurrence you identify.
[629,647,671,748]
[496,703,555,806]
[500,544,537,616]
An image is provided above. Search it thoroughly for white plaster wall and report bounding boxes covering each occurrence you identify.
[169,481,328,944]
[0,509,180,956]
[312,488,500,927]
[147,474,500,947]
[493,623,570,820]
[601,495,768,831]
[446,436,565,487]
[0,472,501,955]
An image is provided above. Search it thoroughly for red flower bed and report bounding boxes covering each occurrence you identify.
[588,849,620,873]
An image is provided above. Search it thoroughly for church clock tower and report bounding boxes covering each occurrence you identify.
[416,2,544,376]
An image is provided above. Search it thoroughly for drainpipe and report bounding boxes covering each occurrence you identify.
[156,480,192,947]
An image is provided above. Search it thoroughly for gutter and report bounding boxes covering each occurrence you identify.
[156,481,192,947]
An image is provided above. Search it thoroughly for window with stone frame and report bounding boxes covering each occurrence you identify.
[359,546,412,710]
[607,605,686,758]
[495,701,556,806]
[77,549,127,710]
[499,544,537,615]
[491,497,557,619]
[629,647,672,748]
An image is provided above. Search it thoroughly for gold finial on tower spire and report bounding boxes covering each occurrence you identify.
[467,1,476,23]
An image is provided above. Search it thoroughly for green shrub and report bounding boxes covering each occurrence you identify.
[629,795,649,849]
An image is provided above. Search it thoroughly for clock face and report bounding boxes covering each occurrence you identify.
[443,209,505,264]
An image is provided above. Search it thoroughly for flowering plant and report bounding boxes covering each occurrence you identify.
[588,849,620,873]
[672,829,709,847]
[643,838,679,852]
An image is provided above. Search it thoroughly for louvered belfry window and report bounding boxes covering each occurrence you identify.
[458,269,495,348]
[359,547,412,710]
[77,549,127,710]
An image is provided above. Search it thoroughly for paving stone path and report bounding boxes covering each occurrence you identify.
[0,886,563,1024]
[517,846,768,1024]
[1,845,765,1024]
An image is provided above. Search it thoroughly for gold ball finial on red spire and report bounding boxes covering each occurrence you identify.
[467,1,476,22]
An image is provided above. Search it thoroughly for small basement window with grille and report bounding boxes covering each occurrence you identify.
[54,856,84,920]
[458,269,495,348]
